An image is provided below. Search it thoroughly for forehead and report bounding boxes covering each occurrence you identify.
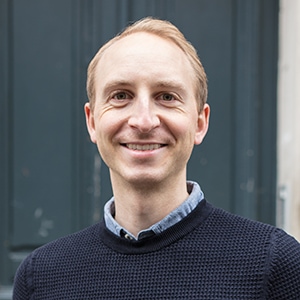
[95,32,196,90]
[101,32,187,64]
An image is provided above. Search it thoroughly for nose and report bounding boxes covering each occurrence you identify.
[128,97,160,133]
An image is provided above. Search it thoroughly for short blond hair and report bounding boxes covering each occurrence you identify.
[87,17,208,112]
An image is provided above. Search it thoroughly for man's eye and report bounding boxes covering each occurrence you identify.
[112,92,130,100]
[159,93,176,101]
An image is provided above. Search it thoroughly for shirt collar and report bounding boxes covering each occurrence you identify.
[104,181,204,240]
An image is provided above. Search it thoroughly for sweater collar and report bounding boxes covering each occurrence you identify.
[99,199,213,254]
[104,181,204,240]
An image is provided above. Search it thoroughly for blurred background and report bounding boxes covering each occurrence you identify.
[1,0,299,298]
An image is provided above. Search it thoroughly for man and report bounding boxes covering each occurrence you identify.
[13,17,300,299]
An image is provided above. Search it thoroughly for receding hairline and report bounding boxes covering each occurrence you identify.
[87,17,208,112]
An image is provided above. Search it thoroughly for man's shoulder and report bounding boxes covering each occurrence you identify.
[44,222,100,246]
[208,202,273,230]
[24,222,103,266]
[205,201,298,247]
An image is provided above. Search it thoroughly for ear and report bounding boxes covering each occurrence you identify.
[84,103,97,144]
[194,103,210,145]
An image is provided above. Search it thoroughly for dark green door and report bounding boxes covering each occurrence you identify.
[0,0,278,298]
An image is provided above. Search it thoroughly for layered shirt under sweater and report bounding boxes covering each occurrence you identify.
[104,181,203,240]
[13,183,300,299]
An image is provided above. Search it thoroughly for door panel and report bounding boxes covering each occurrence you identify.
[12,0,73,246]
[0,0,278,297]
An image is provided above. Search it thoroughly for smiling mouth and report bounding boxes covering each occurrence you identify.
[124,143,165,151]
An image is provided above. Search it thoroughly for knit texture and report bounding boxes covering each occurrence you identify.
[13,200,300,299]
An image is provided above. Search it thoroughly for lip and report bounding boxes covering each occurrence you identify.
[120,142,167,153]
[125,143,165,151]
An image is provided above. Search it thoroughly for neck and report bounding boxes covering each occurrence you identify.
[111,175,189,237]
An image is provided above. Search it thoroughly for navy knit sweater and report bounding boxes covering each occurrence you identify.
[13,200,300,299]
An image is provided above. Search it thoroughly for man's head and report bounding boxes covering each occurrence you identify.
[84,17,210,188]
[86,17,208,112]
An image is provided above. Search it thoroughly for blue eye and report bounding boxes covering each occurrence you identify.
[158,93,176,101]
[113,92,129,100]
[162,94,174,101]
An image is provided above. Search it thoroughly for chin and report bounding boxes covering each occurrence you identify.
[125,173,165,189]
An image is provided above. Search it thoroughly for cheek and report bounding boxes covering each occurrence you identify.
[95,119,113,143]
[171,114,198,140]
[95,112,125,145]
[94,118,114,165]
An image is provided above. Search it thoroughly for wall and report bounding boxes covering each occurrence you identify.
[277,0,300,241]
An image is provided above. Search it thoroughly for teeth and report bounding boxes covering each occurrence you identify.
[126,144,162,151]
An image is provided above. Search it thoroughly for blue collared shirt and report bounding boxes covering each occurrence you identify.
[104,181,204,240]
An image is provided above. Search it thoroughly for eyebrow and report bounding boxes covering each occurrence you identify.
[102,80,132,96]
[102,79,187,95]
[154,80,187,93]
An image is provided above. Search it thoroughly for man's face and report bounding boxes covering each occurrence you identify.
[85,32,209,187]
